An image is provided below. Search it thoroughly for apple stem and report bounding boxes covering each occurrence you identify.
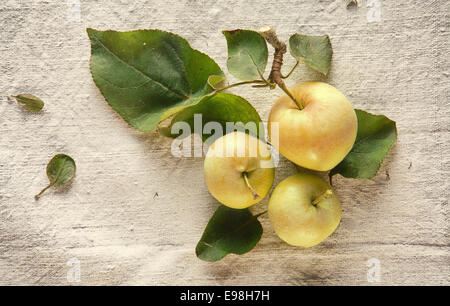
[312,189,333,206]
[258,27,304,110]
[243,172,260,200]
[278,82,303,110]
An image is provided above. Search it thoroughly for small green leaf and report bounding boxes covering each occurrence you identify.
[196,205,263,262]
[163,93,263,142]
[330,110,397,179]
[11,94,44,113]
[35,154,76,199]
[207,75,226,90]
[222,29,268,81]
[87,28,223,132]
[289,34,333,75]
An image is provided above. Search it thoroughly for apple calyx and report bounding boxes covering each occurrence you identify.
[243,172,260,200]
[312,189,333,206]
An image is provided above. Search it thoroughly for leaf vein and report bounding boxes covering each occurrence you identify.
[163,39,191,94]
[92,35,188,99]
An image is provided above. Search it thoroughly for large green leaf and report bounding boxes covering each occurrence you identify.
[196,205,263,262]
[289,34,333,75]
[160,93,263,143]
[330,109,397,179]
[222,29,268,81]
[87,28,224,132]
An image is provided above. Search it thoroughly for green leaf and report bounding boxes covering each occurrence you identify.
[207,75,226,90]
[161,93,263,142]
[222,29,268,81]
[330,110,397,179]
[289,34,333,75]
[35,154,76,199]
[11,94,44,113]
[196,205,263,262]
[87,28,223,132]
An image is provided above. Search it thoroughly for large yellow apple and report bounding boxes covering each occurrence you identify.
[204,131,275,209]
[268,172,341,247]
[268,82,357,171]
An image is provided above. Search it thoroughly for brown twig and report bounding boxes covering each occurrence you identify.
[258,27,303,110]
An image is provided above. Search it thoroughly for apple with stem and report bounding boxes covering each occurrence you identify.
[268,172,342,247]
[204,131,275,209]
[268,81,357,171]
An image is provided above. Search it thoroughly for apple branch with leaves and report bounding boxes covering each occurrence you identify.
[86,26,397,262]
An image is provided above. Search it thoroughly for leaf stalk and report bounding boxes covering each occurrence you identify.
[35,183,54,200]
[282,60,300,79]
[213,80,267,94]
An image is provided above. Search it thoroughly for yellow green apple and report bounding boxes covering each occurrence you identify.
[268,81,357,171]
[268,172,342,247]
[204,131,275,209]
